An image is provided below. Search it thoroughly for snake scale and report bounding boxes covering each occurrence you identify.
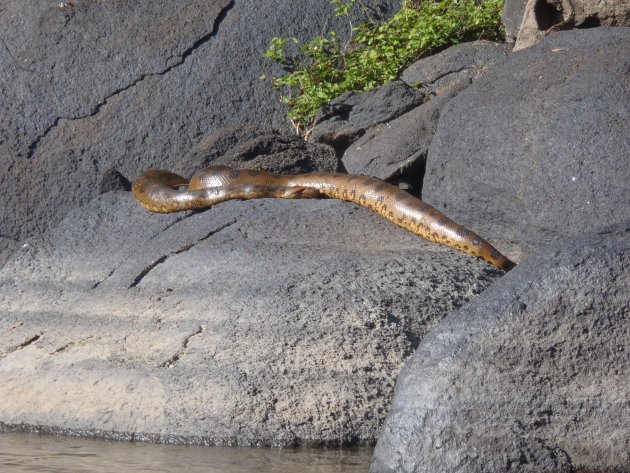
[132,165,516,271]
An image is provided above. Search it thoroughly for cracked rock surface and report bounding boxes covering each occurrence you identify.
[370,221,630,473]
[0,192,503,446]
[1,0,233,159]
[0,0,399,243]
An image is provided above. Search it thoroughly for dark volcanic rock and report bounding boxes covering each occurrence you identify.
[341,92,451,184]
[310,81,425,156]
[0,0,232,159]
[176,125,339,178]
[0,0,398,242]
[400,40,511,92]
[342,41,511,183]
[423,28,630,256]
[0,191,503,446]
[371,221,630,473]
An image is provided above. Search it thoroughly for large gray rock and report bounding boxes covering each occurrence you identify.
[341,93,452,186]
[342,41,511,184]
[423,27,630,256]
[0,0,231,159]
[0,0,398,242]
[310,81,425,156]
[371,221,630,473]
[0,191,503,446]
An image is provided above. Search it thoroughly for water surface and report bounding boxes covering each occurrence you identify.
[0,432,372,473]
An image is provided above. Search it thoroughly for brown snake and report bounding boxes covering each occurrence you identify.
[132,165,516,271]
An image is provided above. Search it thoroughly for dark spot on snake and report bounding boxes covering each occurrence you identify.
[373,183,387,193]
[248,170,260,176]
[491,249,501,260]
[472,238,481,247]
[227,168,241,179]
[457,227,469,238]
[438,217,450,226]
[389,211,394,218]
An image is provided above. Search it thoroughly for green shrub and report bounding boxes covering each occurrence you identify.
[264,0,504,135]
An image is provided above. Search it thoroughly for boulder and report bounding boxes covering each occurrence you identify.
[341,41,511,185]
[310,81,425,156]
[0,0,231,160]
[0,191,503,446]
[0,0,399,242]
[340,93,452,188]
[423,27,630,256]
[371,221,630,472]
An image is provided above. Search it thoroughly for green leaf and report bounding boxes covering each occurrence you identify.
[263,0,505,133]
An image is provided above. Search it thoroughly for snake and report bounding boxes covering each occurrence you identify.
[132,165,516,271]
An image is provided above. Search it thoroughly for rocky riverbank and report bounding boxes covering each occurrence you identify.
[1,1,629,472]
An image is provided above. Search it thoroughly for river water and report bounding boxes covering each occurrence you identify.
[0,432,372,473]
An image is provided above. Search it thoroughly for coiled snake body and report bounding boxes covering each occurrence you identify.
[133,165,515,271]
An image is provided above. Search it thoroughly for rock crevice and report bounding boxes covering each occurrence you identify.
[25,1,236,160]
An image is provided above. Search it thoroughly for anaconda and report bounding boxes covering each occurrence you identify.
[132,165,516,271]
